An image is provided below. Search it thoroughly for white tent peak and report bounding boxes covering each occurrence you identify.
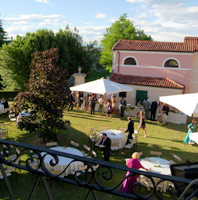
[70,78,133,95]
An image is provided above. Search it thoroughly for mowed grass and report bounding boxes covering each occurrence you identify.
[0,109,198,200]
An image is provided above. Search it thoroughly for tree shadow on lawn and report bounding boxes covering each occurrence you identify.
[142,135,184,144]
[140,119,187,133]
[63,112,111,122]
[136,142,198,163]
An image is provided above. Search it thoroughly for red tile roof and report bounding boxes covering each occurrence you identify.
[113,37,198,52]
[110,73,185,89]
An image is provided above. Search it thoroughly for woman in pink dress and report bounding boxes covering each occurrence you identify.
[121,152,150,194]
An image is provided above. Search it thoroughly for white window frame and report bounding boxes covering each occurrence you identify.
[162,57,180,68]
[122,56,138,66]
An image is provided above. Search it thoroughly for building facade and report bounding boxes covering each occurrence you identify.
[110,37,198,104]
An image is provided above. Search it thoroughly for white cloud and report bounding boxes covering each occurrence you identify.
[109,17,117,23]
[95,12,107,19]
[126,0,198,42]
[3,13,107,43]
[34,0,49,3]
[126,0,145,3]
[4,14,63,23]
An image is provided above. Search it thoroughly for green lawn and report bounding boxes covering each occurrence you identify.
[0,109,198,200]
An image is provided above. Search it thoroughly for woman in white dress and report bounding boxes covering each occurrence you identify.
[157,102,163,123]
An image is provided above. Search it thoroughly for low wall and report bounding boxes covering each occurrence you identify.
[124,107,187,124]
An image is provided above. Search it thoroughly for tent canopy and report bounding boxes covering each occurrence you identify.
[70,77,133,95]
[160,93,198,117]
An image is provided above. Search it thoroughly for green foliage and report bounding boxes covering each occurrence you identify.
[82,40,103,72]
[0,19,7,47]
[12,48,70,141]
[86,69,110,82]
[100,14,152,71]
[0,27,96,90]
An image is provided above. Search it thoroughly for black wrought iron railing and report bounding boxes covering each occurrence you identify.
[0,139,198,200]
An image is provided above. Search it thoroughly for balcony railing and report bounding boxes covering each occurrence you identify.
[0,139,198,200]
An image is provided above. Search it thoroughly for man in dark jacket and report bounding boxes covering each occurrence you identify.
[125,117,134,144]
[90,94,95,114]
[150,101,158,121]
[68,91,75,111]
[99,133,111,162]
[120,97,127,117]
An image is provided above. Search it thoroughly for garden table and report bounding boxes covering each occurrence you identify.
[41,146,84,176]
[139,157,171,192]
[99,129,126,150]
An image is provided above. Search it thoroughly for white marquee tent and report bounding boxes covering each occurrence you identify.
[160,93,198,117]
[70,77,133,95]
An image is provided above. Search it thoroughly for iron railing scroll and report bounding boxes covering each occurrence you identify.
[0,139,198,200]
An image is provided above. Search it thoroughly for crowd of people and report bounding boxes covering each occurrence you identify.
[135,96,170,125]
[67,91,128,118]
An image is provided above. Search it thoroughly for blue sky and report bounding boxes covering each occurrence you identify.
[1,0,198,43]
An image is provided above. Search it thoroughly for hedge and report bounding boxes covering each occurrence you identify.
[0,91,19,100]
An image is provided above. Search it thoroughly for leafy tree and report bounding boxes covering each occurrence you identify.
[82,40,103,72]
[0,27,94,90]
[12,48,70,141]
[0,19,6,47]
[100,14,152,71]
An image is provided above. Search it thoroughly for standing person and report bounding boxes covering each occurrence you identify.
[150,100,158,121]
[120,97,127,117]
[111,95,117,114]
[83,94,89,111]
[137,110,147,137]
[2,98,9,109]
[125,117,134,145]
[121,152,150,194]
[90,94,95,114]
[98,95,104,113]
[135,99,141,118]
[157,102,163,123]
[143,96,150,120]
[106,100,113,118]
[68,91,75,111]
[76,92,81,110]
[99,133,111,162]
[162,104,169,125]
[184,119,197,145]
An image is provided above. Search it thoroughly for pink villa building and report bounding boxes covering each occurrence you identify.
[110,36,198,105]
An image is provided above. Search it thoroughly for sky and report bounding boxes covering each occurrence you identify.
[1,0,198,43]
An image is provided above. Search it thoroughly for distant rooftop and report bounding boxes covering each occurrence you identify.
[113,37,198,53]
[110,73,185,89]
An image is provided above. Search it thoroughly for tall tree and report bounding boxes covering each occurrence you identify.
[0,27,95,90]
[0,19,6,47]
[12,48,70,141]
[100,14,152,72]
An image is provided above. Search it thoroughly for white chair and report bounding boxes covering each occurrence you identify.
[100,126,110,131]
[150,151,162,157]
[0,168,12,179]
[111,143,119,151]
[92,150,97,158]
[46,142,58,147]
[82,144,91,157]
[70,140,79,147]
[0,124,8,139]
[169,153,182,165]
[118,127,125,132]
[8,113,17,121]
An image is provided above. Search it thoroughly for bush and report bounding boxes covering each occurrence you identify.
[0,90,19,100]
